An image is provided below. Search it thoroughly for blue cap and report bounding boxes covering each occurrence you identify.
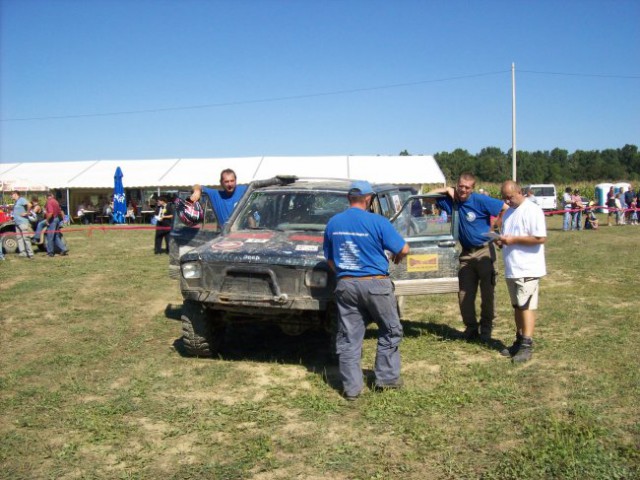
[348,180,374,196]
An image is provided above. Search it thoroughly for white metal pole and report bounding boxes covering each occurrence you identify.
[512,62,517,181]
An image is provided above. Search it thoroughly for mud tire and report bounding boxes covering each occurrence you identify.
[181,301,225,357]
[2,235,18,254]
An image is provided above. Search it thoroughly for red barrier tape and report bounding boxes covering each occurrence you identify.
[544,207,639,215]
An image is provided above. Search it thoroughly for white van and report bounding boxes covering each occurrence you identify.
[523,184,557,212]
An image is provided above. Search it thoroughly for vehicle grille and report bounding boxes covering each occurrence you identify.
[220,271,273,296]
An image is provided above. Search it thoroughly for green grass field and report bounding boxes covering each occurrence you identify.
[1,217,638,479]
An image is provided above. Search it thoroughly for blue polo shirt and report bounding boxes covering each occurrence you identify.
[202,185,248,226]
[323,207,406,278]
[437,193,504,250]
[13,197,30,226]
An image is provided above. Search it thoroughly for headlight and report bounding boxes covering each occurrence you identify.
[305,270,328,288]
[181,262,202,279]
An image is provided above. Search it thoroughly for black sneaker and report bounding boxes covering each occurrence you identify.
[374,378,404,391]
[500,334,523,357]
[500,339,521,357]
[512,342,533,363]
[479,331,493,343]
[462,327,479,341]
[343,388,364,401]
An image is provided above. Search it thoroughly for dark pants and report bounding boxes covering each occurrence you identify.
[458,244,497,335]
[154,224,170,253]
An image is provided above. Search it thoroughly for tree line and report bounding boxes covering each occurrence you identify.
[400,144,639,184]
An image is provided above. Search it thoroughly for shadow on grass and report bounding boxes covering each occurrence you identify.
[164,303,183,321]
[166,303,506,394]
[403,318,508,353]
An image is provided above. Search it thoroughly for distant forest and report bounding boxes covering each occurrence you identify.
[401,144,639,184]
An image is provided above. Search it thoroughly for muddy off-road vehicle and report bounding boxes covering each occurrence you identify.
[176,176,460,357]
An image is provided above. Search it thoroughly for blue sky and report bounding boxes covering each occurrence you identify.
[1,0,638,163]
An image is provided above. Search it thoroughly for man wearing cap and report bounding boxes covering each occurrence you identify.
[323,180,409,401]
[427,172,508,342]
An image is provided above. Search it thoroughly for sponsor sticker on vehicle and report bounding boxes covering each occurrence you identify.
[407,254,438,272]
[211,240,244,251]
[289,234,323,242]
[228,232,273,240]
[295,244,319,252]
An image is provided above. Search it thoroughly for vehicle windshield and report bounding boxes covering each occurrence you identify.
[530,186,555,196]
[230,190,349,232]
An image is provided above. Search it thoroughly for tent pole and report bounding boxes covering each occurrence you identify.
[66,188,71,219]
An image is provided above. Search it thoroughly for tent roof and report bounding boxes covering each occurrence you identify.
[0,155,445,190]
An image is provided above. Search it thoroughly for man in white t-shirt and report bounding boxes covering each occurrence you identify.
[497,181,547,363]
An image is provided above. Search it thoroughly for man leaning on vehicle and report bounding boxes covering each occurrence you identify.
[190,168,248,227]
[426,173,507,342]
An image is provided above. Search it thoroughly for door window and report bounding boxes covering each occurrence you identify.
[391,194,454,239]
[389,194,459,293]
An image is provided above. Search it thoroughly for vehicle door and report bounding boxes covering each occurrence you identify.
[168,191,221,278]
[388,194,460,296]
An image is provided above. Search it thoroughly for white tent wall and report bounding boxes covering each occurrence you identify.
[252,156,352,180]
[348,156,445,185]
[166,157,264,187]
[1,155,446,190]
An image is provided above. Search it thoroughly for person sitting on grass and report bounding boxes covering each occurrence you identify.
[584,202,599,230]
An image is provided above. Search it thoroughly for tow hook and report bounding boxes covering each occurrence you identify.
[274,294,288,304]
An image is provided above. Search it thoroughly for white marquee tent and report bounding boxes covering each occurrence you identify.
[0,155,446,191]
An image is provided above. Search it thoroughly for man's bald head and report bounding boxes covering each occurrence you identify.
[501,180,525,208]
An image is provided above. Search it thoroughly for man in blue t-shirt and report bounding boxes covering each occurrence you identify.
[323,180,409,401]
[199,169,248,227]
[428,173,507,342]
[10,190,34,259]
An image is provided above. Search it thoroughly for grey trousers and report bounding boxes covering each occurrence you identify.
[15,222,34,257]
[335,278,403,396]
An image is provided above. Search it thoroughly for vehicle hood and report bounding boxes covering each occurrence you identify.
[183,230,328,268]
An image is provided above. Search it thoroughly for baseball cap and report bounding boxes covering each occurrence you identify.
[348,180,374,196]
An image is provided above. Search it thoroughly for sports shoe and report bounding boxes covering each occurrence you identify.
[343,387,365,401]
[374,378,404,391]
[479,330,492,343]
[479,322,493,342]
[462,326,479,341]
[512,339,533,363]
[500,334,522,357]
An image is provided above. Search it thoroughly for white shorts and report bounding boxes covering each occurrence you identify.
[506,277,540,310]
